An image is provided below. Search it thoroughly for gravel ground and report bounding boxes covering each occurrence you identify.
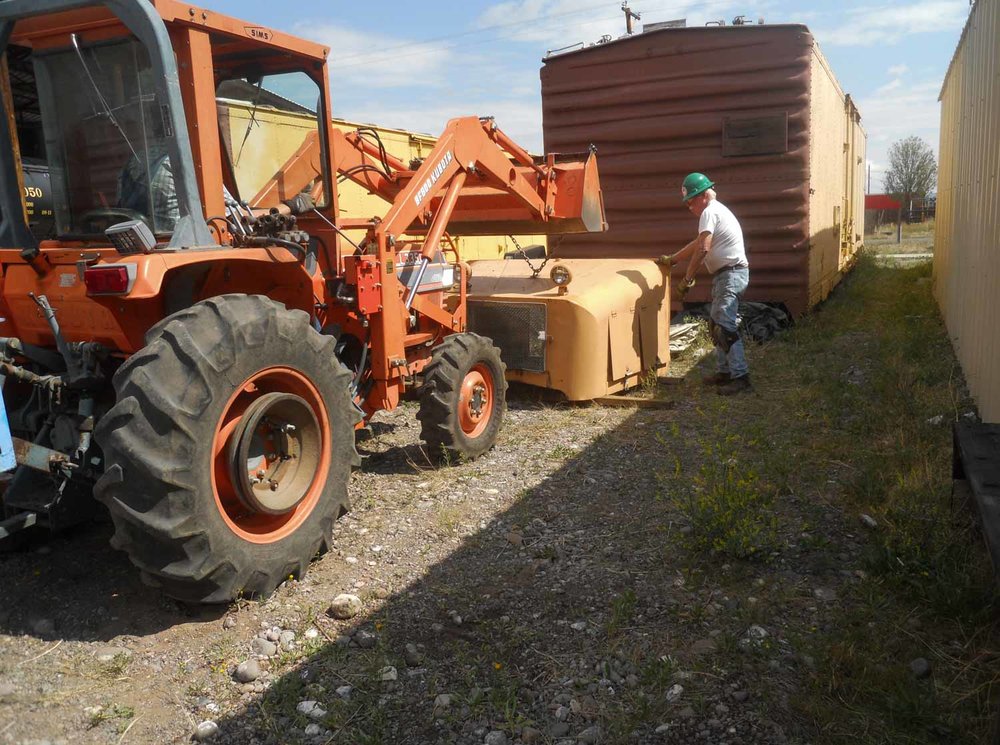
[0,260,992,745]
[0,390,825,745]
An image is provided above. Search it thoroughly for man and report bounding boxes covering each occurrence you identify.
[661,172,751,395]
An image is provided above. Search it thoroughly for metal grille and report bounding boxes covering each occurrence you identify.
[468,301,546,373]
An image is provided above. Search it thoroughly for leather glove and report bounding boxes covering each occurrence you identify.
[655,254,673,268]
[283,192,316,215]
[678,277,695,298]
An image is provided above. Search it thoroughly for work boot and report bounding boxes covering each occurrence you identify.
[717,375,752,396]
[702,372,731,386]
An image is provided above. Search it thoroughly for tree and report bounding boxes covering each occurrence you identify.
[883,136,936,205]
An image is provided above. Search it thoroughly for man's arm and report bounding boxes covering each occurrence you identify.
[684,231,713,282]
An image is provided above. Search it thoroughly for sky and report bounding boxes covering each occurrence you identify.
[205,0,972,193]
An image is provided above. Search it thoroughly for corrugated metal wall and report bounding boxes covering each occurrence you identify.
[540,24,864,316]
[934,0,1000,422]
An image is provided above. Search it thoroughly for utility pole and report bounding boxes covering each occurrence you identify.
[622,2,641,34]
[867,163,871,194]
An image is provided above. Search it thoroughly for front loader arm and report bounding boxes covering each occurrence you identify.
[376,116,606,244]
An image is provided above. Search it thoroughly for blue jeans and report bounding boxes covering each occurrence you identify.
[711,267,749,378]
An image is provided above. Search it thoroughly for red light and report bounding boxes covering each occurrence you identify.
[84,266,130,294]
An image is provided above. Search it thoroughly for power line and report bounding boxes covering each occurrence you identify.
[330,1,631,65]
[327,0,704,69]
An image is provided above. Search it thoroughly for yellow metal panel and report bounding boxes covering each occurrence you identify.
[935,0,1000,422]
[468,258,669,400]
[220,102,318,203]
[807,46,867,308]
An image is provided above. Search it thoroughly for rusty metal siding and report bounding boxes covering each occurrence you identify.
[934,0,1000,422]
[540,25,863,316]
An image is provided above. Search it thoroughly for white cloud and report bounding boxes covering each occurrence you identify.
[887,63,909,76]
[817,0,968,46]
[292,23,450,89]
[858,80,942,190]
[474,0,744,48]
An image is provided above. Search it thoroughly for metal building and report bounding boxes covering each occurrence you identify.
[934,0,1000,422]
[540,23,866,315]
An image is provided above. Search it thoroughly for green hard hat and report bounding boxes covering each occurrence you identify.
[681,172,715,202]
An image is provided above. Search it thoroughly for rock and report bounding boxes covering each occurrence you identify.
[555,705,570,721]
[304,723,322,736]
[234,659,261,683]
[909,657,932,679]
[354,630,377,649]
[655,723,672,734]
[576,725,599,743]
[93,646,131,663]
[690,638,716,656]
[433,693,452,711]
[732,690,749,703]
[404,643,423,667]
[328,594,363,619]
[379,665,398,682]
[279,630,296,650]
[304,628,319,640]
[31,618,55,636]
[505,532,524,546]
[570,621,587,631]
[0,682,15,699]
[522,726,542,744]
[296,700,327,720]
[813,588,837,603]
[193,721,219,741]
[251,638,278,657]
[550,722,571,738]
[860,514,878,530]
[484,730,508,745]
[739,625,768,649]
[678,707,696,719]
[715,703,729,715]
[265,629,280,642]
[223,616,237,630]
[665,684,684,703]
[926,415,945,425]
[336,685,353,699]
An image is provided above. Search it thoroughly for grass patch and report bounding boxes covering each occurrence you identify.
[679,450,780,561]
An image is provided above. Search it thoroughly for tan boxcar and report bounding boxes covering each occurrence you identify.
[539,23,866,316]
[934,0,1000,422]
[217,98,545,261]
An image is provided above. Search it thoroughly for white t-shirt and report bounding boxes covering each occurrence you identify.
[698,199,748,274]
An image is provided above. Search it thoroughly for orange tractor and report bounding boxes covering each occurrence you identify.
[0,0,605,601]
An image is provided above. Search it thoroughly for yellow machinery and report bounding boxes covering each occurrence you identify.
[467,259,670,400]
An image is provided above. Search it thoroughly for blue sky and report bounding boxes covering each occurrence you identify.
[206,0,971,192]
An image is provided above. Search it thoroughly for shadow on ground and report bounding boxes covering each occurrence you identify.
[211,360,791,745]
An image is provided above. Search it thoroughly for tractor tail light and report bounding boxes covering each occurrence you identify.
[84,266,131,295]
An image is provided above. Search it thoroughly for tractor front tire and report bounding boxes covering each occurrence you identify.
[418,333,506,462]
[94,295,358,604]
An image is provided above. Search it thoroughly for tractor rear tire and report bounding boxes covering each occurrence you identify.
[94,295,358,604]
[417,333,506,462]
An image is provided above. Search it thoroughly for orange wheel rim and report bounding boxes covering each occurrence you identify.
[458,364,494,438]
[211,367,331,544]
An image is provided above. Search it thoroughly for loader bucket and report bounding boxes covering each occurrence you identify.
[442,151,607,237]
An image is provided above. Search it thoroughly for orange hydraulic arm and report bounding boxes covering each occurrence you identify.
[354,116,605,412]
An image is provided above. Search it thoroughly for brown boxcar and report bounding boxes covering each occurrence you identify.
[540,23,866,316]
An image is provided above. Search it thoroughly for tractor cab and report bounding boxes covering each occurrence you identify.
[1,0,337,251]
